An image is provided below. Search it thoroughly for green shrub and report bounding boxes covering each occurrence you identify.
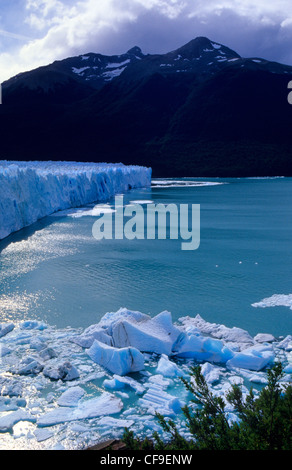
[123,362,292,450]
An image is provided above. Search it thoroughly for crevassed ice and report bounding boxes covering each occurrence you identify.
[0,161,151,240]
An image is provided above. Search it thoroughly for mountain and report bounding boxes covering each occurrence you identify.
[1,36,292,177]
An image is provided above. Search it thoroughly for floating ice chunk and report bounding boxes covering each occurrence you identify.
[37,393,123,427]
[199,362,223,384]
[112,310,182,356]
[20,320,47,330]
[156,354,185,378]
[147,374,173,389]
[0,323,14,338]
[29,338,47,351]
[103,375,145,394]
[277,335,292,351]
[103,377,126,391]
[11,356,44,376]
[98,307,151,335]
[34,428,54,442]
[97,417,134,428]
[179,315,254,350]
[0,378,23,397]
[88,340,144,376]
[72,325,113,348]
[226,344,274,371]
[57,386,85,407]
[0,409,36,432]
[139,383,183,416]
[0,345,12,357]
[254,333,275,343]
[38,347,57,361]
[43,361,79,381]
[173,332,234,364]
[252,294,292,310]
[284,364,292,374]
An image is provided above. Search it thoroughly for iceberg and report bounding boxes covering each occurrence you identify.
[139,383,183,416]
[37,393,123,427]
[0,161,151,240]
[0,409,36,432]
[87,340,145,375]
[111,310,182,356]
[156,354,185,378]
[226,344,275,371]
[173,332,234,364]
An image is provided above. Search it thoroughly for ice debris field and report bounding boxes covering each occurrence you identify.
[0,161,152,240]
[0,308,291,449]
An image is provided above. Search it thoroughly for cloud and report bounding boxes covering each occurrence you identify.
[1,0,292,83]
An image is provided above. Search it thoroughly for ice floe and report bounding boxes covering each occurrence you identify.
[0,308,290,449]
[88,340,145,375]
[252,294,292,310]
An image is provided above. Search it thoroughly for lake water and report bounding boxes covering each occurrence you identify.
[0,177,291,338]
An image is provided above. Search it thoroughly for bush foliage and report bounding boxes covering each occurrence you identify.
[123,363,292,450]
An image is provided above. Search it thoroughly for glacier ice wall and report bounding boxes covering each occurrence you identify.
[0,161,152,240]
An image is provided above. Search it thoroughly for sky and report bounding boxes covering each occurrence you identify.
[1,0,292,83]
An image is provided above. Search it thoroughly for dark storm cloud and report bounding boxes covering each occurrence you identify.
[1,0,292,82]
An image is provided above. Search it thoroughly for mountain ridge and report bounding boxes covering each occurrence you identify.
[1,36,292,177]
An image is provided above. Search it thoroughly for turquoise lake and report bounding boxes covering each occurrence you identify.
[0,177,291,338]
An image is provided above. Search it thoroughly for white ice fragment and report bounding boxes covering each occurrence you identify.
[97,416,134,428]
[103,375,145,394]
[252,294,292,310]
[20,320,47,330]
[88,340,144,376]
[0,409,36,432]
[11,356,44,376]
[226,344,274,371]
[43,361,79,381]
[0,345,12,357]
[34,428,54,442]
[147,374,173,389]
[199,362,223,384]
[0,323,14,338]
[112,310,182,356]
[72,325,113,348]
[139,383,183,416]
[57,386,85,407]
[37,393,123,427]
[173,332,234,363]
[277,335,292,351]
[254,333,275,343]
[156,354,185,378]
[179,314,254,350]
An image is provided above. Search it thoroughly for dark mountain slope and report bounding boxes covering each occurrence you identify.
[1,37,292,176]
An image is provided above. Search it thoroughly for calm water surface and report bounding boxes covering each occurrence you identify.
[0,177,291,338]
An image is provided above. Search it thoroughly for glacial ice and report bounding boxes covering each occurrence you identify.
[111,310,183,355]
[0,308,289,449]
[37,393,123,427]
[103,375,145,394]
[57,386,85,407]
[156,354,185,378]
[0,409,36,432]
[139,382,183,416]
[0,161,151,240]
[87,340,145,375]
[226,344,275,371]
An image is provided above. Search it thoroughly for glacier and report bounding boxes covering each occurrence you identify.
[0,309,290,449]
[0,161,152,240]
